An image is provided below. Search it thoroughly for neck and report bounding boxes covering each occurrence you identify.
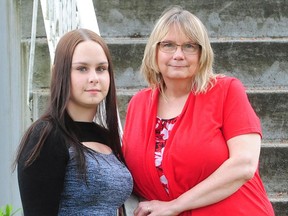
[158,87,191,119]
[67,105,97,122]
[162,85,191,102]
[162,78,192,100]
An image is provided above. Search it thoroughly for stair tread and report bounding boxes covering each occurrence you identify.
[117,87,288,94]
[104,37,288,44]
[262,142,288,147]
[33,88,288,94]
[247,87,288,93]
[268,192,288,202]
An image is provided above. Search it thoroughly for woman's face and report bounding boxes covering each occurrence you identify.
[157,25,200,87]
[68,40,110,114]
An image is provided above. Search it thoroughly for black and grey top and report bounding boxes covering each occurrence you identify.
[18,120,133,216]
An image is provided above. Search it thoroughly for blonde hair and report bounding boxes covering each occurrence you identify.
[141,5,218,94]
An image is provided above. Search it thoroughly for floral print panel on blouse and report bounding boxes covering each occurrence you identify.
[155,116,178,194]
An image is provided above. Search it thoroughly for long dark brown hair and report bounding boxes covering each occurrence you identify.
[14,28,123,174]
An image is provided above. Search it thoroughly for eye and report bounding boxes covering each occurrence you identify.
[77,66,88,72]
[162,42,175,48]
[96,65,108,73]
[183,43,196,49]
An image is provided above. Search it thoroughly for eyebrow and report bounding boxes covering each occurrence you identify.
[161,40,194,44]
[72,61,109,65]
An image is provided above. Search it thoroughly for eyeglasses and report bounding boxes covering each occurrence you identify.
[158,41,200,55]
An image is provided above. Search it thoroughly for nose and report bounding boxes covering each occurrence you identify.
[88,70,99,83]
[173,46,185,59]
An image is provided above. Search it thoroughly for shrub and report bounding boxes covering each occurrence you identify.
[0,205,21,216]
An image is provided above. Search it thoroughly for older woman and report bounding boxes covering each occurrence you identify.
[123,6,274,216]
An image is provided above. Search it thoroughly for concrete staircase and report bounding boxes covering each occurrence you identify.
[20,0,288,215]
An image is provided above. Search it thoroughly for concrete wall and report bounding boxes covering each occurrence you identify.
[0,0,23,211]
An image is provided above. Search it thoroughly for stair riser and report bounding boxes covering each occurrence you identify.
[21,0,288,39]
[248,92,288,142]
[270,201,288,216]
[23,41,288,89]
[108,41,288,89]
[29,91,287,142]
[117,93,288,142]
[95,0,288,38]
[259,146,288,194]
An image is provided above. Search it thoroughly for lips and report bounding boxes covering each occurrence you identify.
[85,89,100,92]
[170,65,189,68]
[168,63,189,67]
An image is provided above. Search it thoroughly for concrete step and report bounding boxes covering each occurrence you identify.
[107,39,288,88]
[21,1,288,40]
[260,143,288,216]
[21,38,51,90]
[31,88,288,143]
[93,0,288,38]
[24,38,288,141]
[117,88,288,142]
[260,143,288,194]
[269,192,288,216]
[211,39,288,89]
[247,89,288,142]
[106,38,288,89]
[24,38,288,90]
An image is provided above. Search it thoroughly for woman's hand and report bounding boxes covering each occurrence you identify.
[133,200,180,216]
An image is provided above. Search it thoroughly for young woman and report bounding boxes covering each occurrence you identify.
[122,6,274,216]
[15,29,133,215]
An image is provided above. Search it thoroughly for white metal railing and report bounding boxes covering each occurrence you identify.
[40,0,100,62]
[27,0,39,106]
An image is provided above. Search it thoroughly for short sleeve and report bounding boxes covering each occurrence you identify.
[222,78,262,141]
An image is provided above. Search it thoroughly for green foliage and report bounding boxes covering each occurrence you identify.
[0,205,21,216]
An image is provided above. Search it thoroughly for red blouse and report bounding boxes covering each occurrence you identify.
[123,77,274,215]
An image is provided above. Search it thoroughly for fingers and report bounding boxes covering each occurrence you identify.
[134,201,152,216]
[146,206,152,214]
